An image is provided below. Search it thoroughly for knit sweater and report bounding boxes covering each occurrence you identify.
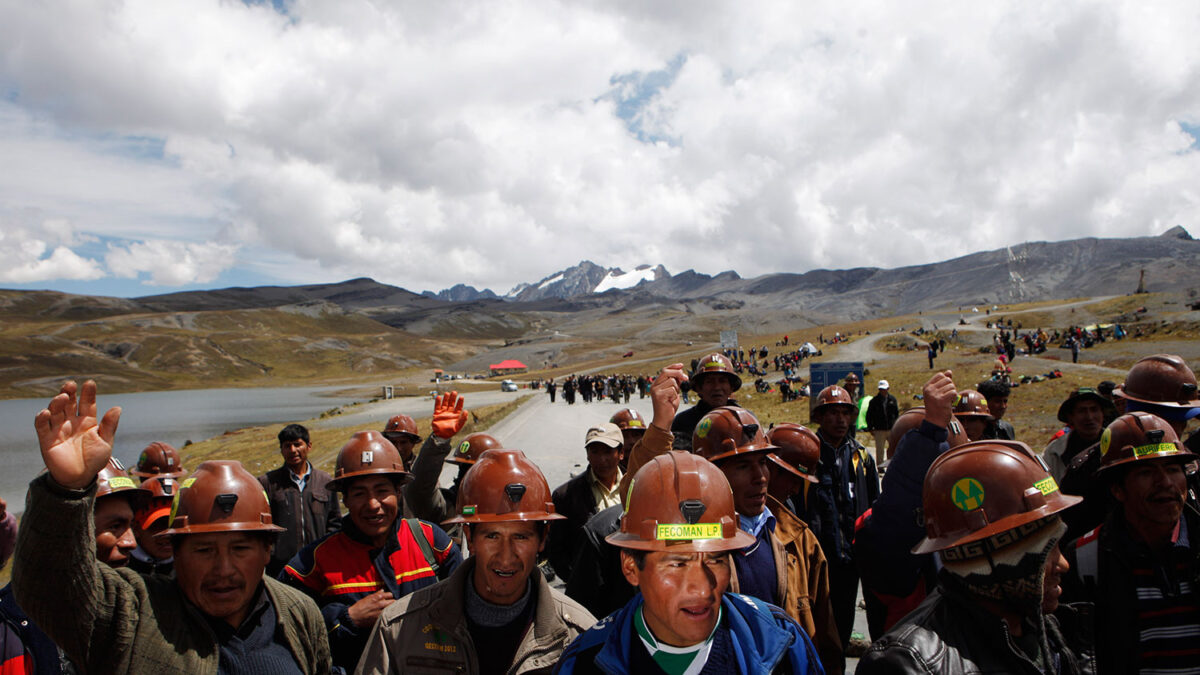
[13,474,331,675]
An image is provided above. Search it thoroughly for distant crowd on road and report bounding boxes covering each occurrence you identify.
[4,339,1200,674]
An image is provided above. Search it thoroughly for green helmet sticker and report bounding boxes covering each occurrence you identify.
[952,477,985,511]
[458,441,471,455]
[696,417,713,439]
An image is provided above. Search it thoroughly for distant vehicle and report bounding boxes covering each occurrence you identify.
[501,379,518,392]
[623,351,634,358]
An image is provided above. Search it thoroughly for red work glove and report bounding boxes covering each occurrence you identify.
[432,391,468,439]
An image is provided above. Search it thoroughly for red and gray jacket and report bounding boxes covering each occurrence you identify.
[281,517,461,671]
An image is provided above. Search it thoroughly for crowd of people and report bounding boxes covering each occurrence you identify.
[2,346,1199,674]
[544,374,650,405]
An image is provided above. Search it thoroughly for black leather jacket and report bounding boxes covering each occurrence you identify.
[858,575,1094,675]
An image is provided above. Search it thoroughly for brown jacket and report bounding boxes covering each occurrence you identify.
[620,424,845,674]
[354,558,596,674]
[13,474,331,674]
[730,496,844,675]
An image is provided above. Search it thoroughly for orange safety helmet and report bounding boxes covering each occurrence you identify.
[692,353,742,392]
[96,457,151,505]
[912,440,1080,555]
[952,390,993,420]
[443,449,564,525]
[812,385,856,416]
[607,451,754,552]
[1095,411,1195,476]
[1114,354,1200,409]
[329,430,409,491]
[766,423,820,483]
[691,406,777,463]
[382,414,422,442]
[610,409,647,432]
[130,441,187,480]
[445,433,503,466]
[162,460,285,536]
[138,475,181,530]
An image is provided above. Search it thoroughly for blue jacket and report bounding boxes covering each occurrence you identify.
[554,592,824,675]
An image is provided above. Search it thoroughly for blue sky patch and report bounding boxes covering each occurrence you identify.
[601,54,686,145]
[1180,122,1200,151]
[242,0,290,16]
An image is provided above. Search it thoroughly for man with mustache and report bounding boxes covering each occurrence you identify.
[356,449,595,674]
[1061,412,1200,675]
[13,380,331,673]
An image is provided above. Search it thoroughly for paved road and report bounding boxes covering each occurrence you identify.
[485,391,654,490]
[309,389,533,432]
[425,389,874,671]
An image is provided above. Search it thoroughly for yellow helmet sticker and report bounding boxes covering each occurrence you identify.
[1033,477,1059,495]
[106,476,136,490]
[458,441,471,455]
[656,523,722,540]
[1099,427,1113,457]
[1133,443,1178,459]
[696,417,713,439]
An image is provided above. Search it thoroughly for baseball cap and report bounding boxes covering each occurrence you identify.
[585,423,624,449]
[878,380,890,390]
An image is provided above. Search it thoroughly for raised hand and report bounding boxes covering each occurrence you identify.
[34,380,121,490]
[922,370,957,430]
[650,364,688,431]
[431,391,468,439]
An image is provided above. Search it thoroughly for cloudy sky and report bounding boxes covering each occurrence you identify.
[1,0,1198,298]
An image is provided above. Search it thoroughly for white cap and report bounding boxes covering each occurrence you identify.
[878,380,890,390]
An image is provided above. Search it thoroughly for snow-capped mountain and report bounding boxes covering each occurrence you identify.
[502,261,670,302]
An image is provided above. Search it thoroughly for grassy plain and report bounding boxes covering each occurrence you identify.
[181,395,532,477]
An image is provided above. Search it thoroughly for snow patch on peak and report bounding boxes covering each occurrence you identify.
[593,266,660,294]
[537,272,565,290]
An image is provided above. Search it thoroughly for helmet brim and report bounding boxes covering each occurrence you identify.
[911,495,1081,555]
[605,528,755,553]
[767,453,819,483]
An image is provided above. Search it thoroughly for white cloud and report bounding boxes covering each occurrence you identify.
[0,217,104,283]
[0,0,1198,293]
[105,240,239,286]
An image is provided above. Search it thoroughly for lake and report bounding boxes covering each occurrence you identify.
[0,385,364,511]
